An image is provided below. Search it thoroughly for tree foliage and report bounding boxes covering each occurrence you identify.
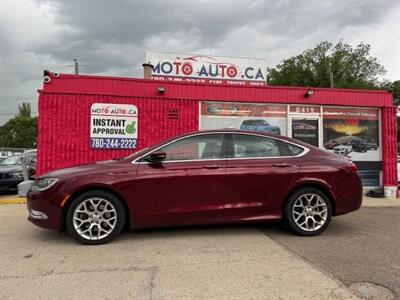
[0,114,37,148]
[267,41,386,89]
[17,102,32,117]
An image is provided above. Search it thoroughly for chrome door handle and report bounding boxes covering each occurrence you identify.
[272,163,291,168]
[203,164,222,169]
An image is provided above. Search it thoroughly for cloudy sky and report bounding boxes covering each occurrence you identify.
[0,0,399,125]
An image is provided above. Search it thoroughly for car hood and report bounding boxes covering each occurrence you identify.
[0,165,22,173]
[40,160,130,179]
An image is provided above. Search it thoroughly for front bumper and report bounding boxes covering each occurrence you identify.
[0,178,23,192]
[27,189,63,230]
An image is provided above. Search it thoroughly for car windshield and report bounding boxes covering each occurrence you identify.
[0,155,21,166]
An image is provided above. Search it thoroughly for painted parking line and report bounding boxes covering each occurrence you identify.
[0,197,27,205]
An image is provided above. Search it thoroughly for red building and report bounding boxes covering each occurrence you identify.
[37,73,397,194]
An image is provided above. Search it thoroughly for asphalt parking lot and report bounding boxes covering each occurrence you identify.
[0,199,399,299]
[260,207,400,299]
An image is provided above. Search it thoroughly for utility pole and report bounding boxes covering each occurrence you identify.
[67,59,86,75]
[329,56,334,88]
[74,58,79,75]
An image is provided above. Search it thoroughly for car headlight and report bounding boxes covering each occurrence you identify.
[32,178,59,191]
[10,171,24,179]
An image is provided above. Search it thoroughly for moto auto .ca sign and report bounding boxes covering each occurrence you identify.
[146,51,267,86]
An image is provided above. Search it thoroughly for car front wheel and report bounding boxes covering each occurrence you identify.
[284,187,332,236]
[66,190,126,245]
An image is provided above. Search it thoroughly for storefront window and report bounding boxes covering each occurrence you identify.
[200,102,287,136]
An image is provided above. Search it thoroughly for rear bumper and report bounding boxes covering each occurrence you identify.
[334,174,363,216]
[27,190,63,230]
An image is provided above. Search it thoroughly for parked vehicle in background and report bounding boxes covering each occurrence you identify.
[365,138,378,150]
[323,139,340,150]
[27,130,362,245]
[0,150,37,193]
[333,143,352,155]
[349,140,368,153]
[240,119,281,135]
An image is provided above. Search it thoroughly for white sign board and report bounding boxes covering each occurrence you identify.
[146,51,266,86]
[90,103,138,149]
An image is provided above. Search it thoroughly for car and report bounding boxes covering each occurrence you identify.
[0,150,37,193]
[333,143,352,155]
[240,119,281,135]
[27,130,362,245]
[324,139,340,150]
[365,138,378,150]
[349,140,368,153]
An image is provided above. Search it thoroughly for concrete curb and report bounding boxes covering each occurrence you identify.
[362,196,400,208]
[0,197,27,205]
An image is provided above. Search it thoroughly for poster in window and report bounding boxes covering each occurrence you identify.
[291,118,319,147]
[323,107,380,161]
[200,102,287,136]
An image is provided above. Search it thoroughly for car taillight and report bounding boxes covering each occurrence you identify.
[346,162,358,173]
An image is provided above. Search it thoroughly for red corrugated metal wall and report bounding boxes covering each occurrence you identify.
[37,74,397,187]
[38,93,198,175]
[381,106,398,186]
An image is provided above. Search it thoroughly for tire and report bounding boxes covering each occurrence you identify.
[284,187,332,236]
[66,190,126,245]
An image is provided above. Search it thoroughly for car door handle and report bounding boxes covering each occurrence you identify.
[272,163,292,168]
[202,164,222,169]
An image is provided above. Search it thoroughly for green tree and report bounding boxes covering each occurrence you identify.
[267,41,386,89]
[0,116,37,148]
[17,102,32,117]
[380,80,400,105]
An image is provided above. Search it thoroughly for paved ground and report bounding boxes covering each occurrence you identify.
[1,197,399,299]
[0,205,359,300]
[260,207,400,299]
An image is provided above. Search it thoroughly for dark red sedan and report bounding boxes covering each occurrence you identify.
[27,130,362,244]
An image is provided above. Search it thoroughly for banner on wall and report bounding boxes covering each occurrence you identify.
[90,103,138,149]
[146,51,267,86]
[323,107,380,161]
[200,102,287,135]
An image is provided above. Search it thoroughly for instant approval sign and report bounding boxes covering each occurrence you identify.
[90,103,138,149]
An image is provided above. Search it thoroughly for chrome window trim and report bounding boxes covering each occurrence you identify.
[131,131,310,164]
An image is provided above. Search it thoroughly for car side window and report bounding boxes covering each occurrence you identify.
[286,143,304,156]
[156,134,224,161]
[232,134,280,158]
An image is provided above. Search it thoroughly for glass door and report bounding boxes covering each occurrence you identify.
[290,117,320,147]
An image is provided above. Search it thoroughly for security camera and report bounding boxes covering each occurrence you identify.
[43,76,51,83]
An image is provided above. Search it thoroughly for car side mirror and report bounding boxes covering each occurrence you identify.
[148,152,166,163]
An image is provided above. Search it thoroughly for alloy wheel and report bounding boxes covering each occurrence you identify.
[291,193,328,232]
[72,197,118,241]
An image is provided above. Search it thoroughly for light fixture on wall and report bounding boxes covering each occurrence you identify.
[305,89,314,97]
[158,86,165,94]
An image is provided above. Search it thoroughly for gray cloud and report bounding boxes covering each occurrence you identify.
[0,0,398,124]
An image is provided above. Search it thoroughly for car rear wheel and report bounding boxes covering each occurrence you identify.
[66,190,125,245]
[284,187,332,236]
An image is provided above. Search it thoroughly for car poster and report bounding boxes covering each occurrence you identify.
[200,102,287,135]
[322,107,380,161]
